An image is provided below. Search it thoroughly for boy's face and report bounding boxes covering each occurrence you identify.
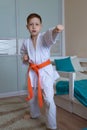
[26,17,42,37]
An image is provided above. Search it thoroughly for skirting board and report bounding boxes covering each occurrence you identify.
[0,90,27,98]
[54,95,87,120]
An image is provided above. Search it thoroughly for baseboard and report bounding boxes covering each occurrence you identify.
[54,95,87,120]
[73,103,87,120]
[54,95,73,112]
[0,90,27,98]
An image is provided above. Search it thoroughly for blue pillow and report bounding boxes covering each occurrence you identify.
[54,57,75,72]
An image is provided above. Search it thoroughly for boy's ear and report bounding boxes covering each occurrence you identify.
[40,23,42,30]
[26,24,28,29]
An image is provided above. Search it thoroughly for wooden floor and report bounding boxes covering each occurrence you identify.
[57,106,87,130]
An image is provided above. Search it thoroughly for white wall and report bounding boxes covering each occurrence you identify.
[65,0,87,57]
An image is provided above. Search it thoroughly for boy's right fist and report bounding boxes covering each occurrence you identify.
[23,54,29,63]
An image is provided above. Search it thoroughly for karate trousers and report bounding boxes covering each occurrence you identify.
[28,78,57,129]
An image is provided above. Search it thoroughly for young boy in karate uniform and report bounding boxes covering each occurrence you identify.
[20,13,64,130]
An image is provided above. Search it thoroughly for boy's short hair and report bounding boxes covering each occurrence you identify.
[27,13,42,24]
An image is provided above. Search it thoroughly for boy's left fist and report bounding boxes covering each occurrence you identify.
[56,25,64,32]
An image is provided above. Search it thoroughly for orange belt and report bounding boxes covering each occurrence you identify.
[26,59,51,108]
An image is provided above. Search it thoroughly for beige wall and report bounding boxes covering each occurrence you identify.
[65,0,87,58]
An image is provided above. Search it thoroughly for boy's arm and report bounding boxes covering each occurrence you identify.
[20,42,29,64]
[22,54,29,64]
[42,25,64,47]
[52,25,64,40]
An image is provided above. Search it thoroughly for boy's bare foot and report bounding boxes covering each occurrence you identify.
[23,111,31,120]
[23,113,39,120]
[47,128,60,130]
[24,113,30,120]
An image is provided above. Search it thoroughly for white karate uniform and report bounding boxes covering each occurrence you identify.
[20,29,60,129]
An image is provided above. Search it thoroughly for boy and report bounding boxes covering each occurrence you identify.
[20,13,64,130]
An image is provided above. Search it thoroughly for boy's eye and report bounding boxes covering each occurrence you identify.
[36,23,39,26]
[29,23,39,26]
[29,23,33,26]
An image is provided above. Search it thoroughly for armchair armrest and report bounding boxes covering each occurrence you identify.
[69,72,76,100]
[57,71,76,100]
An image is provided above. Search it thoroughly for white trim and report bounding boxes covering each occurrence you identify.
[79,58,87,63]
[0,90,27,98]
[61,0,65,56]
[69,72,76,100]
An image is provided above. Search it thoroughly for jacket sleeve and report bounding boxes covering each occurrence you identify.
[20,40,28,56]
[42,28,59,47]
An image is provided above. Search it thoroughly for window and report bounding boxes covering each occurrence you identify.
[0,39,16,55]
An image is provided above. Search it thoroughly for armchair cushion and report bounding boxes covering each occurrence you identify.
[54,57,75,72]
